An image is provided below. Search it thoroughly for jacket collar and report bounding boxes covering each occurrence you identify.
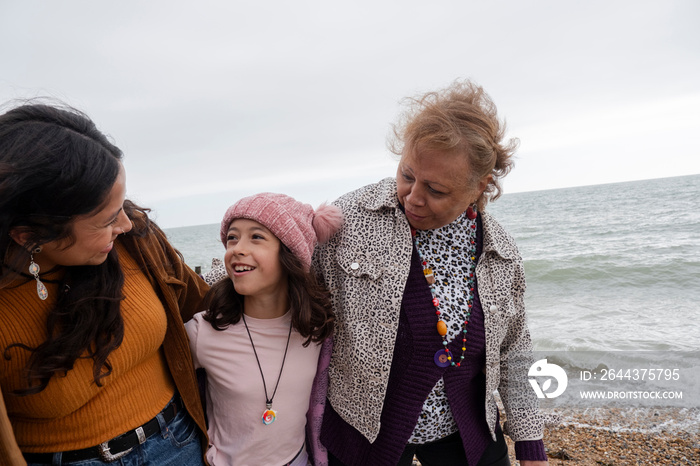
[357,177,521,260]
[357,177,401,211]
[480,210,520,260]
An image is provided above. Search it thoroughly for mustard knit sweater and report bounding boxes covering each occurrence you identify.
[0,243,175,452]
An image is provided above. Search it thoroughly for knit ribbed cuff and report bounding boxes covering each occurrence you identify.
[514,439,547,461]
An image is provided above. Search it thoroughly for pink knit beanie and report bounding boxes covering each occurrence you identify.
[220,193,343,270]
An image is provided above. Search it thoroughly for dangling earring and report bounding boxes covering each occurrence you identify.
[466,202,478,220]
[29,247,48,301]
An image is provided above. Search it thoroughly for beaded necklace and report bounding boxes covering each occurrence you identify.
[411,211,478,368]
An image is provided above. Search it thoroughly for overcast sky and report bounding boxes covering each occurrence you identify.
[2,1,699,228]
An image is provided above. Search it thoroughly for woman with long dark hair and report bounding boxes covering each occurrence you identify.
[0,103,209,465]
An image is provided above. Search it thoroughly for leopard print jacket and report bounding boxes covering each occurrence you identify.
[202,257,228,286]
[312,177,552,444]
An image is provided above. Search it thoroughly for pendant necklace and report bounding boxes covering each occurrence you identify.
[242,313,293,425]
[412,210,477,368]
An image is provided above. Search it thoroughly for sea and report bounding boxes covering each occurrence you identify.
[164,174,700,432]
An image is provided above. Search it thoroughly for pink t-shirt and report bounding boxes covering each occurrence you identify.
[186,310,321,466]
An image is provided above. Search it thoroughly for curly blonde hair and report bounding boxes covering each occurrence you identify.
[389,79,518,210]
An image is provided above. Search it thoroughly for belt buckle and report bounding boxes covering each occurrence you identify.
[99,442,133,462]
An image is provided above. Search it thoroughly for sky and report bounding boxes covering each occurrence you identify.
[1,0,699,228]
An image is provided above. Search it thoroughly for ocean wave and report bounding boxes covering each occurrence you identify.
[524,257,700,290]
[542,407,700,436]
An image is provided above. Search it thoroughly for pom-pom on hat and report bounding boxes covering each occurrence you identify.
[220,192,343,270]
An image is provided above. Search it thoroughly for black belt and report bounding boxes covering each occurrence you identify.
[23,396,182,464]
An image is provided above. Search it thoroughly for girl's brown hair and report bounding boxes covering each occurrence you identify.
[203,245,334,346]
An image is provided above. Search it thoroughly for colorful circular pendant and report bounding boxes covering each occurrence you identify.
[434,349,451,368]
[262,408,277,425]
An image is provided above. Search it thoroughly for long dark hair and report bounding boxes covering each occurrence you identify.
[203,245,334,346]
[0,102,132,394]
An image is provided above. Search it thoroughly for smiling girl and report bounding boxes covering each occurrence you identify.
[185,193,342,466]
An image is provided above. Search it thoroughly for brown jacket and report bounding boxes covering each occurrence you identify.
[0,213,209,465]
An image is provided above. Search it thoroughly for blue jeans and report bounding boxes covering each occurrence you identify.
[27,399,204,466]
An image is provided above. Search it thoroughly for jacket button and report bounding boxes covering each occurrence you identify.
[350,262,360,270]
[490,305,498,312]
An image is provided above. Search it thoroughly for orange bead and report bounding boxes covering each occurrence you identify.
[437,320,447,336]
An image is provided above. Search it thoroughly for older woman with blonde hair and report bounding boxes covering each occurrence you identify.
[314,80,551,465]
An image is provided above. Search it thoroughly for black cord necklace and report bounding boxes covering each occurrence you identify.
[242,313,293,425]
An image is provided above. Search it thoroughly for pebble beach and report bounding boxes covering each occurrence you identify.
[506,407,699,465]
[411,407,699,465]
